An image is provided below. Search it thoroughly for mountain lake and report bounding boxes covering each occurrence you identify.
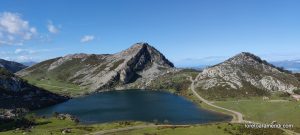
[34,90,231,124]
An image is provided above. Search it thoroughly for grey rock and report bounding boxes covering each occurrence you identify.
[16,43,175,94]
[195,52,299,93]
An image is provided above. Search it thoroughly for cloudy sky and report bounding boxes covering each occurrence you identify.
[0,0,300,67]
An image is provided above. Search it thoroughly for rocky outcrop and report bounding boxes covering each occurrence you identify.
[195,52,299,94]
[0,67,68,110]
[16,43,175,94]
[0,59,27,73]
[114,43,174,84]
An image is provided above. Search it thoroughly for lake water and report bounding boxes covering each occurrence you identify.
[35,90,231,124]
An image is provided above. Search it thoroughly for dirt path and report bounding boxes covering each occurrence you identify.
[268,100,289,102]
[189,74,299,135]
[87,125,190,135]
[188,76,244,123]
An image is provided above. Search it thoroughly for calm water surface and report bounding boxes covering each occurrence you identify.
[35,90,231,124]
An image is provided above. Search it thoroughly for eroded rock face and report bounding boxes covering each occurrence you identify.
[116,43,174,84]
[196,52,299,93]
[0,68,68,110]
[17,43,175,93]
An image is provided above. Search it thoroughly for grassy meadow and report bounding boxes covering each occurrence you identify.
[214,98,300,127]
[104,123,287,135]
[0,117,288,135]
[0,116,147,135]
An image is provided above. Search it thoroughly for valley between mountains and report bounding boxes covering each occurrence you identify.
[1,42,300,134]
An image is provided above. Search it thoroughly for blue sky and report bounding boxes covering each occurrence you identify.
[0,0,300,67]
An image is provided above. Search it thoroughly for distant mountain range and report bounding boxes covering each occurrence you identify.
[21,61,37,67]
[0,59,27,73]
[175,57,227,69]
[271,60,300,73]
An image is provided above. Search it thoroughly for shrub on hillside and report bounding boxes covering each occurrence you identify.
[293,89,300,94]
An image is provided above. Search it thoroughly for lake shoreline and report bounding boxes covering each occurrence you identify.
[33,90,232,125]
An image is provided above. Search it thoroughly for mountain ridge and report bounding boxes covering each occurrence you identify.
[195,52,299,98]
[0,59,27,73]
[17,43,175,95]
[16,46,300,98]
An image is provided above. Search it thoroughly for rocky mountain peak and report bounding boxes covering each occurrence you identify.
[196,52,299,95]
[17,43,175,93]
[117,42,174,84]
[118,42,151,55]
[235,52,261,59]
[225,52,266,65]
[118,42,174,68]
[131,42,150,49]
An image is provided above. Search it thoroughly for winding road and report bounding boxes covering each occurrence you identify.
[87,125,190,135]
[189,74,299,135]
[188,75,244,123]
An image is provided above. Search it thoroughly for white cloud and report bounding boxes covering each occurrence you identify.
[16,55,33,62]
[47,21,59,34]
[14,48,53,55]
[0,48,62,62]
[0,12,37,45]
[14,48,36,54]
[80,35,95,43]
